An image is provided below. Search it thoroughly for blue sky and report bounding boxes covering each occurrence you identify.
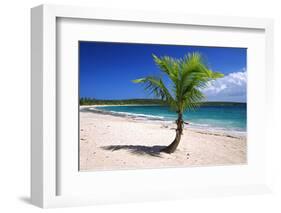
[79,41,247,102]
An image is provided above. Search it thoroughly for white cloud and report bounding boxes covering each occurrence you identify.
[202,69,247,102]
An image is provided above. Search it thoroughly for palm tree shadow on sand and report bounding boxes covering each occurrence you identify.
[101,145,167,157]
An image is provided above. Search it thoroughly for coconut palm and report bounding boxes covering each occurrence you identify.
[133,53,224,154]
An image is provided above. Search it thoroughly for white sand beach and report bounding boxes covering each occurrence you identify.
[79,106,247,171]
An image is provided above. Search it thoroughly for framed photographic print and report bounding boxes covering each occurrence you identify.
[79,41,247,171]
[31,4,274,208]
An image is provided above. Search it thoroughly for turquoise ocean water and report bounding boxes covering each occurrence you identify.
[93,104,247,133]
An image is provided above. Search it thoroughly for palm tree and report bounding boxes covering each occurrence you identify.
[133,53,224,154]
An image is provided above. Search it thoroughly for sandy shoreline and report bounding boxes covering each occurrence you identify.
[80,106,247,171]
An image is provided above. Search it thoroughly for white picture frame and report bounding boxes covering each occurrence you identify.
[31,4,274,208]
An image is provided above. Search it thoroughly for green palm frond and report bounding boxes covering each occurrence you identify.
[152,54,179,84]
[133,52,224,114]
[182,88,205,111]
[132,77,176,108]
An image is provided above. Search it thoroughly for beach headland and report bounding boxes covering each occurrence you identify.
[79,105,247,171]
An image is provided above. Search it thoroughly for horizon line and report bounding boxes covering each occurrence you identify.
[79,97,246,103]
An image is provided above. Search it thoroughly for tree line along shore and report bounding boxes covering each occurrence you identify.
[79,97,246,107]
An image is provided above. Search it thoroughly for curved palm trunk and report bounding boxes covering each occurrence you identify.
[161,112,184,154]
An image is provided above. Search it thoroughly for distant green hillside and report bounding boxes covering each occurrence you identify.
[80,98,246,106]
[200,102,246,106]
[80,98,163,105]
